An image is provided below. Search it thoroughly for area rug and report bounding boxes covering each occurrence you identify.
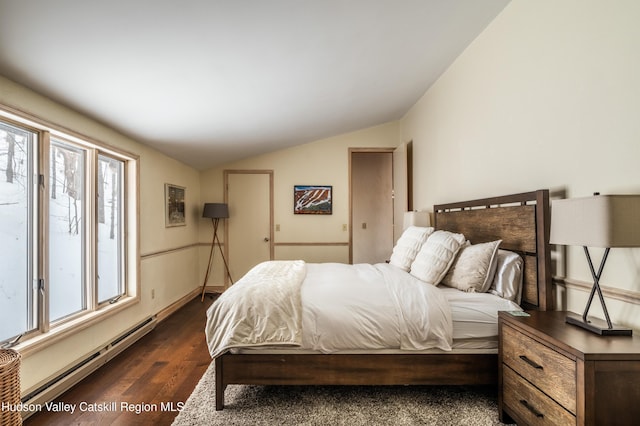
[172,362,512,425]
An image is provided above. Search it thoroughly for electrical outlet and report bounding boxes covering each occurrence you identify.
[276,224,280,231]
[342,224,347,231]
[151,289,155,299]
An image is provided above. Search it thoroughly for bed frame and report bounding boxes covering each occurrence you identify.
[214,189,552,410]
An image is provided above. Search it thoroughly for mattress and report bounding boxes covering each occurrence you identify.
[230,284,521,355]
[440,286,522,340]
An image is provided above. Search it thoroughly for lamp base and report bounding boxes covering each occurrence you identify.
[566,312,632,336]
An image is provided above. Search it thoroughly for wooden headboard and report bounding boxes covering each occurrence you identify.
[433,189,552,311]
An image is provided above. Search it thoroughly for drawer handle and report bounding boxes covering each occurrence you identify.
[520,399,544,418]
[519,355,543,370]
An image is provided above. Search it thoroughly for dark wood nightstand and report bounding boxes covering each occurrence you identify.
[498,310,640,426]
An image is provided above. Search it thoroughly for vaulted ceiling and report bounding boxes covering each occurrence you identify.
[0,0,509,170]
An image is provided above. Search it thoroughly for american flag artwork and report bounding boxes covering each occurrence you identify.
[294,185,332,214]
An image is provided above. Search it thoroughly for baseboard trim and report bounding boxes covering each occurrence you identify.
[203,285,225,294]
[156,288,201,323]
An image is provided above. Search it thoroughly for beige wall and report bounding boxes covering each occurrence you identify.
[199,121,401,282]
[400,0,640,328]
[0,75,203,392]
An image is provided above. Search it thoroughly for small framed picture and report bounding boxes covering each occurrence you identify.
[165,183,186,227]
[294,185,332,215]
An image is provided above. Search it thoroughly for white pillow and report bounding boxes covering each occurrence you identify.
[389,226,434,271]
[440,240,501,293]
[489,250,524,303]
[409,230,466,285]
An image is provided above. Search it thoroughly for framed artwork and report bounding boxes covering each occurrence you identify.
[165,183,186,227]
[294,185,332,215]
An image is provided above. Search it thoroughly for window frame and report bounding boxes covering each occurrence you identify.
[96,152,126,306]
[47,136,90,325]
[0,105,140,355]
[0,117,41,342]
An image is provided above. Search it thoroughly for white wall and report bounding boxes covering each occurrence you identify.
[0,75,203,392]
[400,0,640,328]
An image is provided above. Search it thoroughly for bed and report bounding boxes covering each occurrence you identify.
[208,189,552,410]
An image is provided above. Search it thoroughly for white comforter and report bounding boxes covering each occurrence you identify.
[205,261,453,358]
[205,260,306,358]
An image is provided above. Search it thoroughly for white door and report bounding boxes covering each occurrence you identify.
[225,171,273,286]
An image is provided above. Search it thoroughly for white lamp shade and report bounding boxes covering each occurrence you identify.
[550,194,640,248]
[403,211,431,230]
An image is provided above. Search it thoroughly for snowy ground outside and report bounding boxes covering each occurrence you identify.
[1,127,120,342]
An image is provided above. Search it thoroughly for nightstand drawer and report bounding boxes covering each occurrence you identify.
[503,366,575,425]
[502,324,576,413]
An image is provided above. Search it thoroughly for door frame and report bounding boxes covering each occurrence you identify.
[223,169,274,286]
[348,148,395,264]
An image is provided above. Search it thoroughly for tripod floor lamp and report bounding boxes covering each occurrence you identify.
[201,203,233,301]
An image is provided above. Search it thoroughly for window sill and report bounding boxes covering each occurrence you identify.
[14,295,139,358]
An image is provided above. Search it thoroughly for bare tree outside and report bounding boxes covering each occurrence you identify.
[110,166,117,239]
[97,154,123,303]
[98,159,105,224]
[5,131,14,183]
[59,148,82,235]
[51,146,57,199]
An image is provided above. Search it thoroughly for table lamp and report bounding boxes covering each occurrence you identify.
[550,193,640,335]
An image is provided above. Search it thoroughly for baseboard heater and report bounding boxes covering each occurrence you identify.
[20,316,157,419]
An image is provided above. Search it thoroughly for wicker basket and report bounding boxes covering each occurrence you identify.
[0,349,22,426]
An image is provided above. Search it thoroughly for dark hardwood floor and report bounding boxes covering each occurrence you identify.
[25,295,216,426]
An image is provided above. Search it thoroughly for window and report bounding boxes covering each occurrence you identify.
[49,139,86,322]
[0,108,138,347]
[0,121,38,342]
[97,154,124,304]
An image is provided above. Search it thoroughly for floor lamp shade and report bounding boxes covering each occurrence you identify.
[203,203,229,219]
[550,194,640,336]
